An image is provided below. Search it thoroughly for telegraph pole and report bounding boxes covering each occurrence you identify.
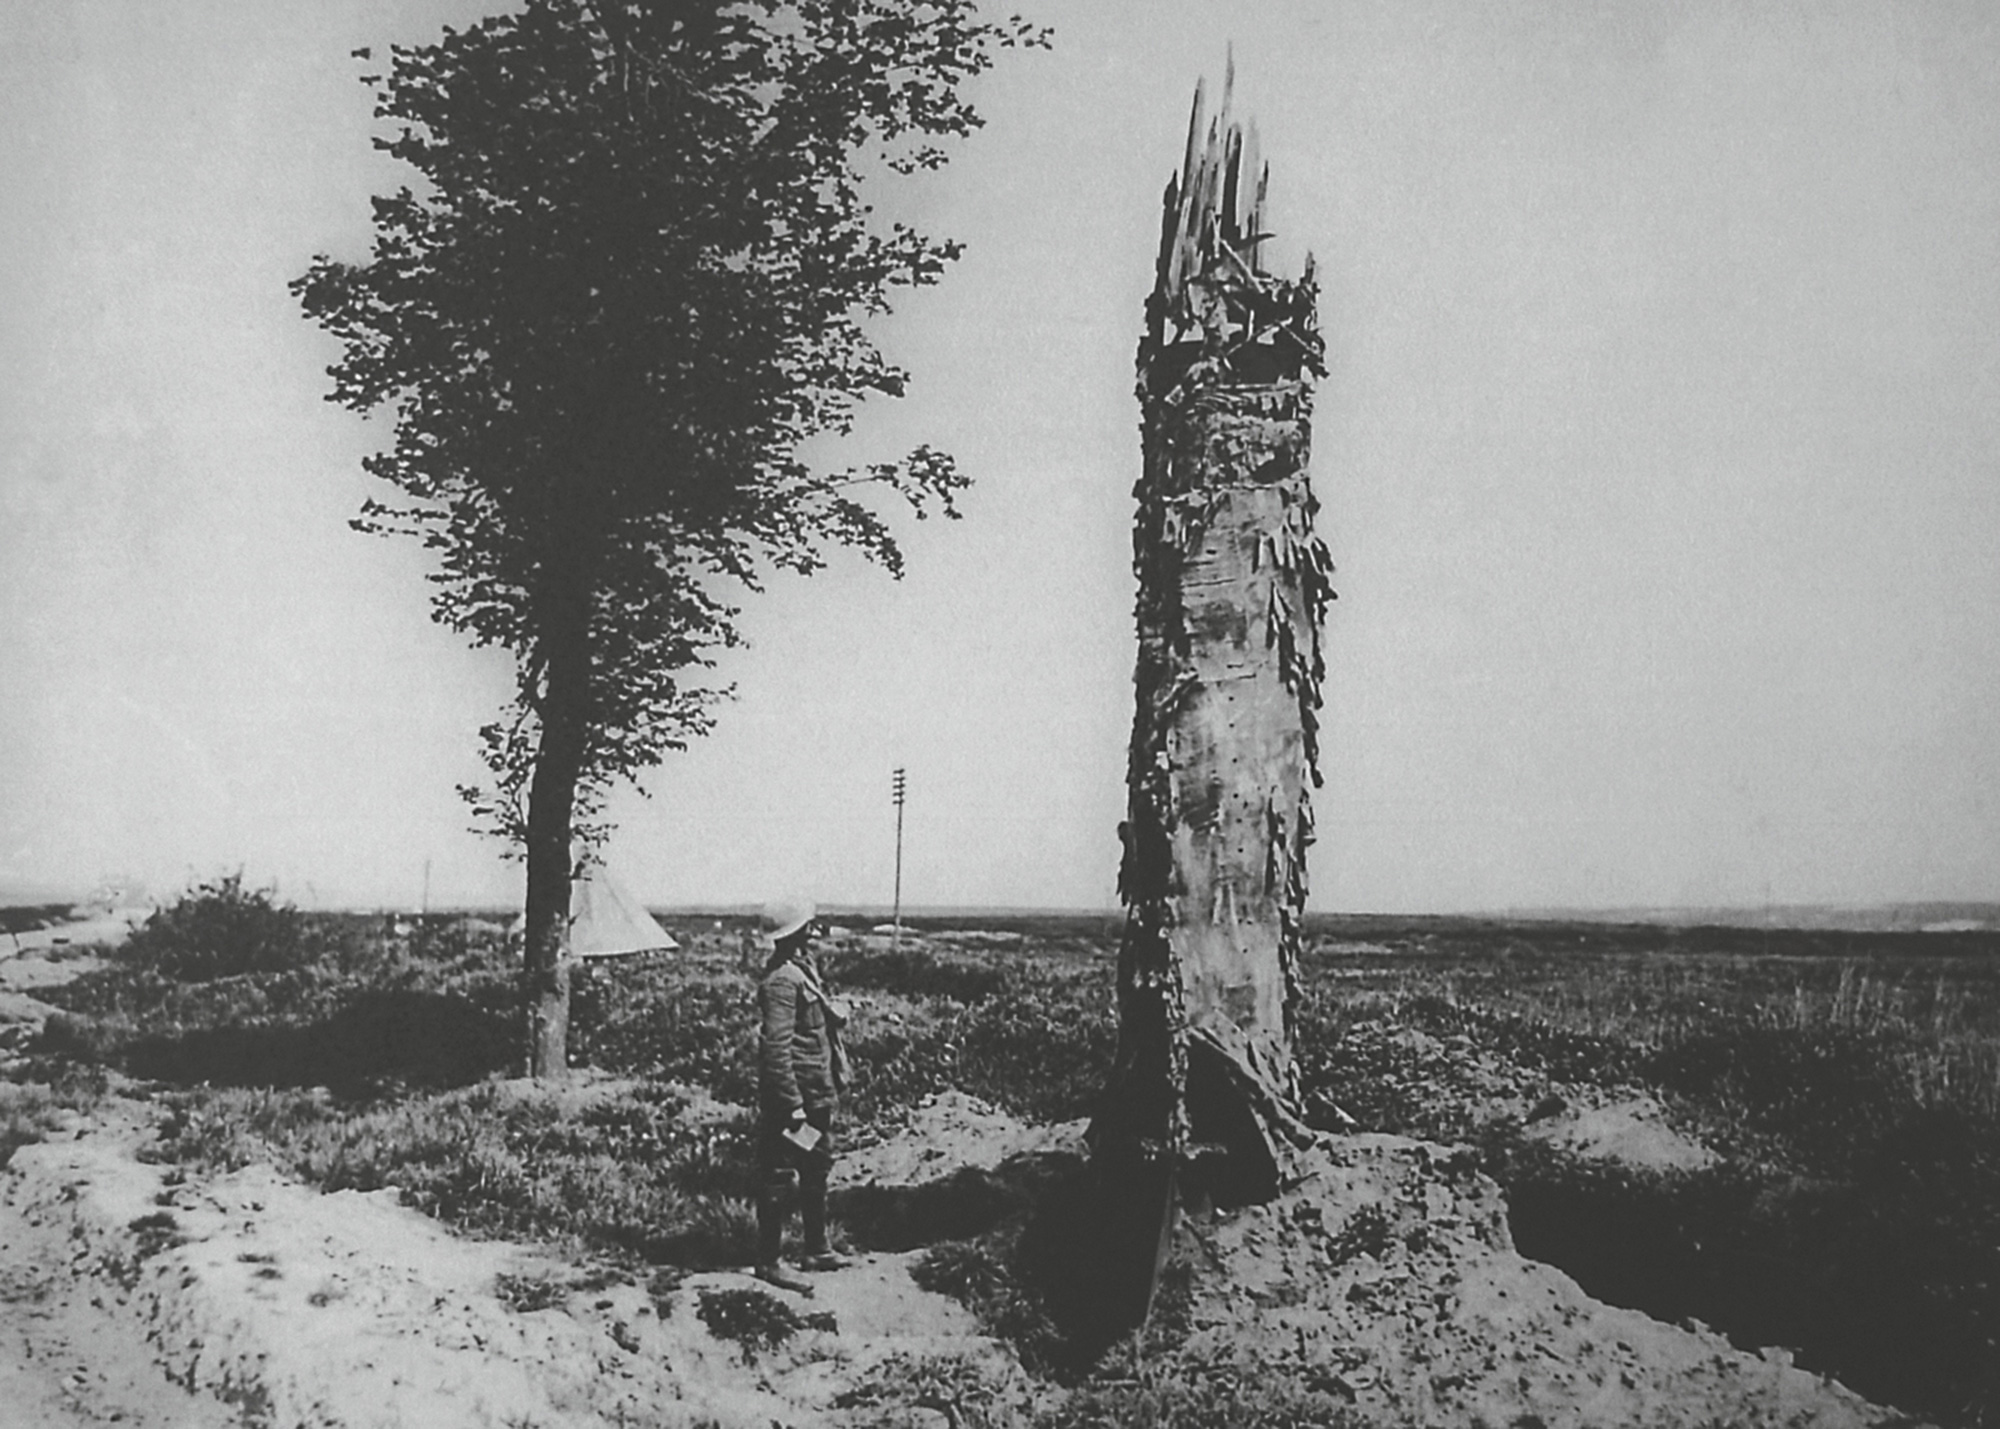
[891,768,907,952]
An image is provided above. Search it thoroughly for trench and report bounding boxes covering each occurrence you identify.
[1499,1147,1997,1428]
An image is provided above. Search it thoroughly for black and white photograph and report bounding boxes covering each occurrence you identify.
[4,2,1999,1424]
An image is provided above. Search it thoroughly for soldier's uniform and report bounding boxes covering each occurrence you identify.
[754,905,846,1284]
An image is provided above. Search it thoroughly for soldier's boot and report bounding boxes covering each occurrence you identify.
[797,1182,847,1272]
[753,1192,813,1294]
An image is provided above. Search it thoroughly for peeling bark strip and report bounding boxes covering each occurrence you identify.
[1100,67,1333,1200]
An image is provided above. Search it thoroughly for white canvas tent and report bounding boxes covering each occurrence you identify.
[513,869,679,960]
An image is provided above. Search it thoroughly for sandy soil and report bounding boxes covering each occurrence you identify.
[5,912,148,958]
[0,1098,1023,1428]
[0,920,1925,1427]
[1173,1133,1886,1426]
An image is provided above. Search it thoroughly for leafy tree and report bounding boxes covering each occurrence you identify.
[294,0,1043,1077]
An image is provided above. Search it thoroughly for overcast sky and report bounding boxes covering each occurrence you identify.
[4,0,1998,913]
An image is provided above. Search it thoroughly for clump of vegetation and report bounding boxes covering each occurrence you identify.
[569,936,1115,1129]
[834,1349,1029,1429]
[914,1235,1067,1376]
[694,1286,835,1362]
[127,1210,187,1260]
[0,1066,107,1165]
[1297,923,2000,1429]
[31,909,518,1094]
[120,873,309,981]
[1034,1363,1363,1429]
[828,943,1009,1004]
[143,1077,757,1265]
[952,967,1116,1125]
[493,1270,568,1314]
[566,950,759,1103]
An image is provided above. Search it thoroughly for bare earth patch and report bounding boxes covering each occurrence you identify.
[0,1095,1027,1427]
[1174,1133,1886,1426]
[1523,1094,1719,1173]
[841,1091,1088,1187]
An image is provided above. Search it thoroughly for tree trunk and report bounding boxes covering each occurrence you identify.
[1094,71,1331,1311]
[522,746,576,1081]
[521,585,592,1081]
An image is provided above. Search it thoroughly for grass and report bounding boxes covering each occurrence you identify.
[13,892,2000,1424]
[1,1064,109,1165]
[142,1077,762,1265]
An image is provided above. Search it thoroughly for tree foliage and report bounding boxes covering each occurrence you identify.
[293,0,1043,847]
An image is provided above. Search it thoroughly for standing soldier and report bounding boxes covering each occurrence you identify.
[753,900,850,1291]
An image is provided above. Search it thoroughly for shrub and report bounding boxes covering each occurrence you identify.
[494,1271,568,1314]
[695,1286,835,1361]
[0,904,72,937]
[915,1233,1068,1378]
[121,874,308,981]
[1640,1024,1913,1165]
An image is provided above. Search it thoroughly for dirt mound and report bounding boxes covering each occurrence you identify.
[0,944,111,1061]
[1523,1095,1718,1172]
[843,1091,1088,1187]
[1169,1132,1902,1427]
[0,1099,1027,1428]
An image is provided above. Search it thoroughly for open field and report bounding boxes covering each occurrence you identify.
[5,892,1998,1424]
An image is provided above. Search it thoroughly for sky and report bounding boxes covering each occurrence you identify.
[3,0,1999,914]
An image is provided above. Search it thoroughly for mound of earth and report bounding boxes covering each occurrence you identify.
[0,1099,1025,1428]
[842,1090,1088,1187]
[809,1090,1900,1425]
[1522,1094,1718,1173]
[1166,1131,1895,1427]
[1,949,110,1061]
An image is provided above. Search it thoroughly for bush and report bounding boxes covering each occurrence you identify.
[121,874,308,981]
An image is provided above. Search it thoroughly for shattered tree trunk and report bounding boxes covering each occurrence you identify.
[1090,73,1332,1327]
